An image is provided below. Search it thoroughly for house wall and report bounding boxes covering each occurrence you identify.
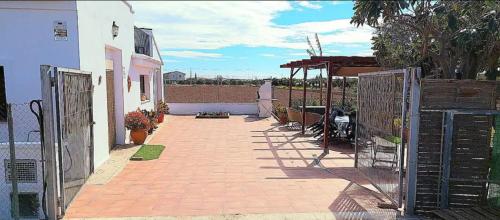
[0,1,80,146]
[76,2,162,167]
[0,1,162,169]
[0,3,80,219]
[0,1,80,103]
[131,64,155,110]
[165,72,185,81]
[147,31,164,103]
[76,1,139,168]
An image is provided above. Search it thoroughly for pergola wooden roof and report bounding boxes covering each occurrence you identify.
[280,56,381,76]
[280,56,381,155]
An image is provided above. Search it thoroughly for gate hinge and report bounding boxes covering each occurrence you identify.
[57,196,63,207]
[50,77,56,87]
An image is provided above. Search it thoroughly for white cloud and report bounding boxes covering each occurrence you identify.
[354,50,374,56]
[290,52,308,56]
[324,49,340,54]
[130,1,373,51]
[260,53,277,57]
[298,1,322,9]
[161,50,222,58]
[164,59,181,63]
[331,1,351,5]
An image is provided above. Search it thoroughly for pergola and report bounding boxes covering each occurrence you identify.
[280,56,381,154]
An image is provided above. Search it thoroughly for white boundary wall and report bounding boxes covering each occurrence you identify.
[168,103,258,115]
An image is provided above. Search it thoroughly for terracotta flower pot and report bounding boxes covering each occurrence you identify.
[130,129,148,145]
[157,112,165,123]
[278,113,288,125]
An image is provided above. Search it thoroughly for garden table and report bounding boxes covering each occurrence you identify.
[298,105,326,114]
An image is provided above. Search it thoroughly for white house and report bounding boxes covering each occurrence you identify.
[164,71,186,83]
[0,1,163,218]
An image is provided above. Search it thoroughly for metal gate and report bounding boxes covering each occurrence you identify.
[41,65,94,216]
[355,69,410,207]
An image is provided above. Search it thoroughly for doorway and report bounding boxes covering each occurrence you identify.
[105,46,125,146]
[106,59,116,151]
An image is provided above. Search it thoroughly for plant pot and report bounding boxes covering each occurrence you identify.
[278,113,288,125]
[157,112,165,123]
[130,129,148,145]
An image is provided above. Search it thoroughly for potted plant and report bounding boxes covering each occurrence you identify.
[274,104,288,125]
[393,117,408,140]
[157,101,169,123]
[125,111,150,145]
[146,110,158,134]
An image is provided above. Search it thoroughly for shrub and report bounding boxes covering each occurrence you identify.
[125,111,150,130]
[273,104,287,115]
[157,101,169,114]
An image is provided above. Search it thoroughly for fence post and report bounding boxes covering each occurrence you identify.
[7,104,19,220]
[405,67,421,215]
[354,73,360,167]
[398,68,410,207]
[40,65,59,219]
[440,111,454,209]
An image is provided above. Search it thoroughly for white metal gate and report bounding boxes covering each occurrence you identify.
[355,69,410,207]
[41,65,94,217]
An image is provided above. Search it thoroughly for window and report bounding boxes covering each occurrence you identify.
[0,66,6,122]
[139,75,150,102]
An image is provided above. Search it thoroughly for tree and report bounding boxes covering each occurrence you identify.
[352,0,500,79]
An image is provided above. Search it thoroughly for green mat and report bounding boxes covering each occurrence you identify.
[130,145,165,161]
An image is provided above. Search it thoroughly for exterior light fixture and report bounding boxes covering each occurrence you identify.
[112,21,119,38]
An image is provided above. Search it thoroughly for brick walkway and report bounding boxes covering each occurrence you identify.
[65,116,399,219]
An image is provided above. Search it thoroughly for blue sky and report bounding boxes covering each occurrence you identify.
[130,1,374,79]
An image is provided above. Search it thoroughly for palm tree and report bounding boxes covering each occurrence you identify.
[306,33,324,104]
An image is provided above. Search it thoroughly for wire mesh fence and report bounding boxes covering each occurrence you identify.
[0,102,46,220]
[356,70,406,206]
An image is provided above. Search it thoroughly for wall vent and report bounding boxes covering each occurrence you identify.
[4,159,37,183]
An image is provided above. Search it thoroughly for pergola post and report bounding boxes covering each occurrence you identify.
[289,67,294,108]
[319,70,323,105]
[323,63,334,154]
[342,77,346,106]
[302,65,308,135]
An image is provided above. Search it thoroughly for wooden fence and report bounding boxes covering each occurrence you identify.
[355,68,500,217]
[410,79,499,216]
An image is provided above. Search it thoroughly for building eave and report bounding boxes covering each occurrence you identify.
[132,53,162,68]
[152,35,164,65]
[121,1,135,14]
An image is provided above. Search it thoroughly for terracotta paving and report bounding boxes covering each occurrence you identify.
[65,115,400,219]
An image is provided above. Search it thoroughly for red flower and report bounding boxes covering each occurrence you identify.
[125,111,150,130]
